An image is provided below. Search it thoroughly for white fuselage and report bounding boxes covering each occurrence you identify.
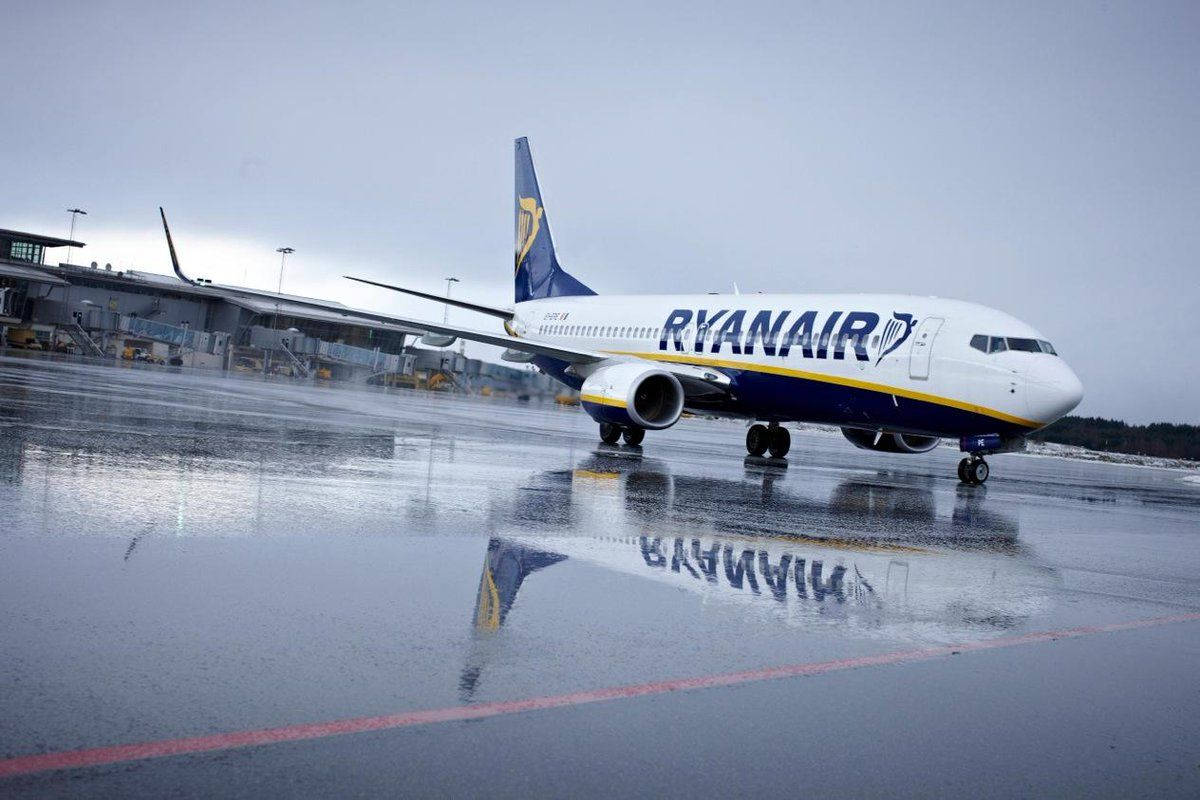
[513,292,1083,437]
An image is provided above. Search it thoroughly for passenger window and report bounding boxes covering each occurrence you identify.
[970,334,988,352]
[871,335,880,348]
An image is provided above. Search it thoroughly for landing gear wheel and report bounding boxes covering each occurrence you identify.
[599,422,621,444]
[958,457,989,485]
[622,426,645,446]
[746,424,769,457]
[767,425,791,459]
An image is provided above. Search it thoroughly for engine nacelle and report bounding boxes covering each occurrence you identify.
[420,333,457,347]
[841,427,941,453]
[580,363,685,430]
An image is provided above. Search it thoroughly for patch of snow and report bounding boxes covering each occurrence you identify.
[1017,440,1200,471]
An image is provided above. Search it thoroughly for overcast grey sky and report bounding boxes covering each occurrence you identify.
[4,2,1197,423]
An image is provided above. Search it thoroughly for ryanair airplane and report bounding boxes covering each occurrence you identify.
[347,138,1083,485]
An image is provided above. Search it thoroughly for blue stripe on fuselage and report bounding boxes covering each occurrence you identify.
[543,355,1028,439]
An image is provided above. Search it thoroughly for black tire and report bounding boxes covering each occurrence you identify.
[957,458,971,484]
[969,458,990,485]
[622,427,645,446]
[767,425,791,458]
[746,424,769,456]
[599,422,621,444]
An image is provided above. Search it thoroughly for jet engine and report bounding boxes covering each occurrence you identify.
[579,362,685,430]
[841,427,941,453]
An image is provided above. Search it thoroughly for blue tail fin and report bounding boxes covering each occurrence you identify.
[514,137,596,303]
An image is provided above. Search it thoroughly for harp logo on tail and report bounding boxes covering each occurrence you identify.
[515,196,543,274]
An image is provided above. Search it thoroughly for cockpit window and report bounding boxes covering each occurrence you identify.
[971,334,1057,355]
[1006,337,1042,353]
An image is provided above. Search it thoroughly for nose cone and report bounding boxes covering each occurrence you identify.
[1026,360,1084,425]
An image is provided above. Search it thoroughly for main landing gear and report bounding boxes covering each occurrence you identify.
[746,422,791,459]
[599,422,644,446]
[957,456,990,486]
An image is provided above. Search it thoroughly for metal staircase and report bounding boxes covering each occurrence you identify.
[279,341,310,378]
[64,322,105,357]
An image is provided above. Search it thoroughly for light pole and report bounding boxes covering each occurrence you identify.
[443,276,459,324]
[273,247,294,331]
[65,208,87,264]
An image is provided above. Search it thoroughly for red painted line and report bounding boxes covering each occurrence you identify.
[3,611,1198,780]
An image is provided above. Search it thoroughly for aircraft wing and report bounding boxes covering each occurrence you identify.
[344,275,514,320]
[382,312,612,364]
[340,283,732,393]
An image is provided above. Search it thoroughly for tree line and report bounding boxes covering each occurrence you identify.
[1029,416,1200,461]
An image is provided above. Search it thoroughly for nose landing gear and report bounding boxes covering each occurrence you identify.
[957,456,989,485]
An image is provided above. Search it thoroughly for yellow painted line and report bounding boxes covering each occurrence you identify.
[573,469,621,480]
[580,393,626,409]
[608,350,1041,429]
[752,532,933,556]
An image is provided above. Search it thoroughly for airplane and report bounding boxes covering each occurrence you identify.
[342,137,1083,485]
[158,139,1082,485]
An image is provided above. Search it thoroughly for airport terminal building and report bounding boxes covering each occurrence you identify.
[0,226,554,395]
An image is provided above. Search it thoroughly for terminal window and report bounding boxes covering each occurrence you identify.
[8,242,44,263]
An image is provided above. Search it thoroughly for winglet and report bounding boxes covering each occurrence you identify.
[159,207,195,286]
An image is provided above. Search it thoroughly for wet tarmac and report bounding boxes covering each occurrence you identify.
[1,354,1198,797]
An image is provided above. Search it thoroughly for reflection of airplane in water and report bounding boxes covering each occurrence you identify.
[472,539,566,631]
[517,451,1024,552]
[459,453,1057,697]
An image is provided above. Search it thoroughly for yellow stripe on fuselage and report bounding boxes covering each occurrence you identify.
[580,393,627,409]
[607,350,1041,429]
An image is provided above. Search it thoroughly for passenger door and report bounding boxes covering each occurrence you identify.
[908,317,944,380]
